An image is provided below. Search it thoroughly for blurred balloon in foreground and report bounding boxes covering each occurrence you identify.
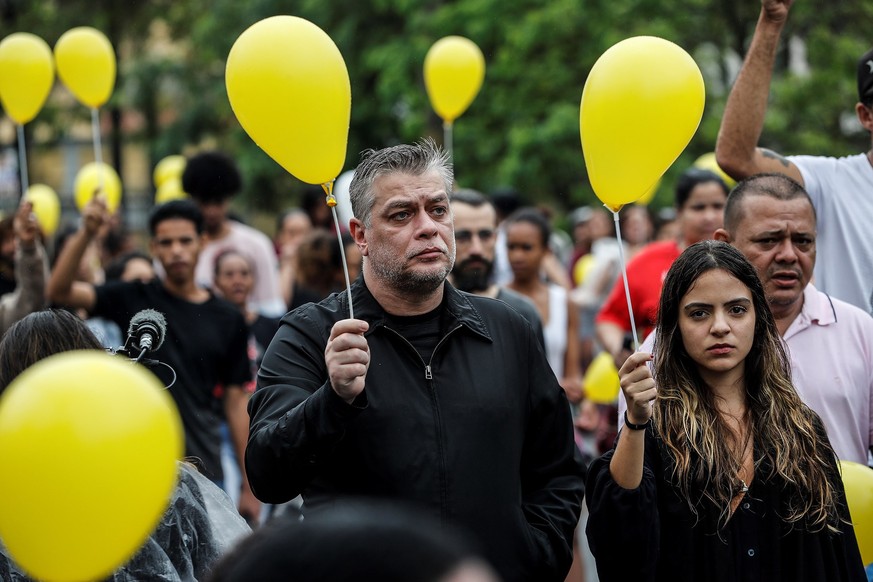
[24,184,60,236]
[839,460,873,567]
[54,27,116,109]
[580,36,705,212]
[424,36,486,124]
[0,33,55,124]
[74,161,122,213]
[584,352,620,404]
[226,15,351,185]
[0,351,183,582]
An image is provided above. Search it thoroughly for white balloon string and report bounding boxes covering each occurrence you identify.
[324,180,354,320]
[91,108,105,200]
[16,124,28,198]
[443,121,453,167]
[611,206,639,350]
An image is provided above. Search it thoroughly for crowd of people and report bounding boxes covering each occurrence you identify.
[1,0,872,579]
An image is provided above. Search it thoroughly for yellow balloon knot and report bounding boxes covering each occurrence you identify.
[325,194,337,207]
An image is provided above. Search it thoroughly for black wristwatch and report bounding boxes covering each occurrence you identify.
[623,411,651,431]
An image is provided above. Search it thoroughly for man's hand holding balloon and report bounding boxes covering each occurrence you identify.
[326,319,370,404]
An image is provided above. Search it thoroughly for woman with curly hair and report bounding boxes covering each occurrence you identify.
[585,240,865,581]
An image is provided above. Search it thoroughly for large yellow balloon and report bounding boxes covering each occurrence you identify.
[583,351,620,404]
[226,16,351,185]
[580,37,705,212]
[636,177,661,206]
[424,36,486,124]
[74,161,122,213]
[0,351,183,582]
[0,33,55,125]
[839,460,873,567]
[24,184,60,236]
[155,177,188,204]
[153,155,186,188]
[693,152,736,189]
[54,27,116,108]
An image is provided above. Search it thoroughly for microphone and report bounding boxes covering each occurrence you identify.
[125,309,167,356]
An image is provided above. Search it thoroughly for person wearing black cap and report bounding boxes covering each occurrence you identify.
[716,0,873,316]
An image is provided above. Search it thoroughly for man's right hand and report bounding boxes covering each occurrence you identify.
[81,194,109,238]
[13,201,39,247]
[762,0,794,24]
[325,319,370,403]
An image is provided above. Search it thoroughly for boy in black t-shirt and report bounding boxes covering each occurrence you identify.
[47,198,260,523]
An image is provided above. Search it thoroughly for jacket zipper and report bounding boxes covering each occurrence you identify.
[384,324,463,525]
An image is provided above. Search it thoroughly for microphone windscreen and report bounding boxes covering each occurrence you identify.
[128,309,168,350]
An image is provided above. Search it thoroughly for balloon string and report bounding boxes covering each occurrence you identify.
[16,124,28,198]
[611,206,639,350]
[443,121,454,168]
[324,180,354,320]
[91,108,105,199]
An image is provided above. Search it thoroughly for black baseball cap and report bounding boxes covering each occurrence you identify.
[857,47,873,102]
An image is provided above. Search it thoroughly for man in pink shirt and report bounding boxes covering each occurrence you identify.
[713,173,873,463]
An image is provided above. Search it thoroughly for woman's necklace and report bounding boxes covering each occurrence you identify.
[735,420,754,495]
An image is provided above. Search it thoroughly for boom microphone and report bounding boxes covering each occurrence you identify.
[125,309,167,355]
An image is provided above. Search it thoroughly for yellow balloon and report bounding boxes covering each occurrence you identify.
[583,351,620,404]
[23,184,60,236]
[424,36,486,124]
[580,36,705,212]
[153,155,186,188]
[573,253,595,287]
[226,16,351,185]
[155,177,188,204]
[54,27,116,108]
[0,351,183,582]
[839,460,873,567]
[693,152,736,189]
[636,177,661,206]
[74,161,122,213]
[0,33,55,124]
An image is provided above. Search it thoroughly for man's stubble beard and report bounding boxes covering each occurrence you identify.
[369,243,456,296]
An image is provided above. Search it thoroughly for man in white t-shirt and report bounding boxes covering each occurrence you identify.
[716,0,873,314]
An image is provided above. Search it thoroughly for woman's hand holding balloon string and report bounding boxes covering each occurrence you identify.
[619,351,656,426]
[608,351,656,489]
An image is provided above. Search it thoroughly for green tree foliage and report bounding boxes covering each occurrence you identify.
[2,0,872,216]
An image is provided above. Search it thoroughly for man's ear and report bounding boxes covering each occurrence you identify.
[349,219,368,256]
[856,102,873,133]
[713,228,731,243]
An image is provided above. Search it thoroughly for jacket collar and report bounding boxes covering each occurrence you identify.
[340,276,492,341]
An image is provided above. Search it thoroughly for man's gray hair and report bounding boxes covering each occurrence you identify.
[348,137,453,227]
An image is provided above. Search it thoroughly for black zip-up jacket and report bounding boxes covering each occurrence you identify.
[247,278,586,581]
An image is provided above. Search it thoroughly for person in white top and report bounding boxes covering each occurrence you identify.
[716,0,873,314]
[504,207,582,404]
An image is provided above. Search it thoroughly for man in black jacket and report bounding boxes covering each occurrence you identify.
[247,138,585,582]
